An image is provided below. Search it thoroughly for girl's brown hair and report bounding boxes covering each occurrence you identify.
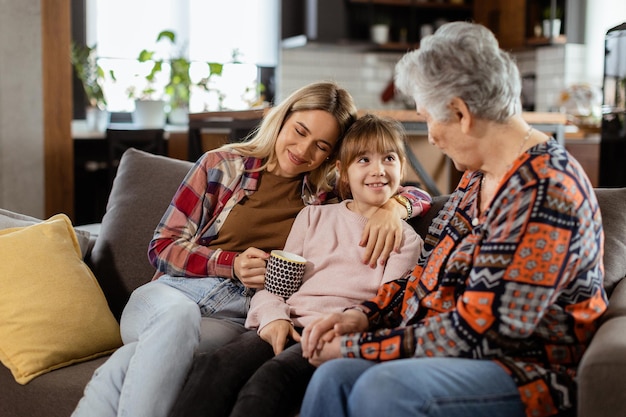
[336,114,407,200]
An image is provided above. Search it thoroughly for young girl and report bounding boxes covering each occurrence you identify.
[72,84,431,417]
[168,113,429,417]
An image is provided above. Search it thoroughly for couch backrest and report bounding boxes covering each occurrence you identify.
[595,187,626,295]
[89,149,626,319]
[88,148,194,319]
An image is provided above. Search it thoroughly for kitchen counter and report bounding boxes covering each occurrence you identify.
[358,109,568,143]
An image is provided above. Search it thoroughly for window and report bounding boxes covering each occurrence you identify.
[87,0,278,112]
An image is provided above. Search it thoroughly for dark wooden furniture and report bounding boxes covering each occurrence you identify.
[105,127,166,185]
[187,109,266,162]
[73,125,166,225]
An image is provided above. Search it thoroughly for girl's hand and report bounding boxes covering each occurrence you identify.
[360,198,405,267]
[259,319,301,355]
[233,247,270,289]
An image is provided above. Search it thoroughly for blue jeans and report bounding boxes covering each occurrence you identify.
[71,276,252,417]
[300,357,526,417]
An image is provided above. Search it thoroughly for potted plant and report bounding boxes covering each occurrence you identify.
[129,30,223,126]
[542,5,563,38]
[70,41,112,131]
[370,15,391,44]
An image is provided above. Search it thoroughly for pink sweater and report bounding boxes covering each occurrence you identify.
[245,200,423,331]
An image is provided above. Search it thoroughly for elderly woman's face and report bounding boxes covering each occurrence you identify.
[419,106,472,172]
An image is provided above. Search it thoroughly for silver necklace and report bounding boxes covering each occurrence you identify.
[517,126,534,157]
[472,126,534,227]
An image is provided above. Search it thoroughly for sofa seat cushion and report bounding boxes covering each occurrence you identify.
[0,354,109,417]
[578,315,626,416]
[0,215,122,384]
[88,148,194,319]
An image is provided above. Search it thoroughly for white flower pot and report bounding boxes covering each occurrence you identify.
[85,107,109,132]
[542,19,561,38]
[370,24,390,44]
[168,107,189,126]
[133,99,166,128]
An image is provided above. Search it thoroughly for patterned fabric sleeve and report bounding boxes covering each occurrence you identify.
[398,185,432,218]
[348,279,408,330]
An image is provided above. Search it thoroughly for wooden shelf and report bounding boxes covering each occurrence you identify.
[371,41,418,51]
[348,0,472,11]
[349,0,411,5]
[526,35,567,46]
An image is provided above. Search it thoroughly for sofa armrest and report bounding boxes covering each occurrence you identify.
[578,313,626,417]
[74,223,101,261]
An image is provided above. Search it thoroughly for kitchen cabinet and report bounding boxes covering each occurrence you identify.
[346,0,474,50]
[473,0,526,50]
[474,0,585,50]
[281,0,584,51]
[525,0,585,45]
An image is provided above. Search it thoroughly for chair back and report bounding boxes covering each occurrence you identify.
[187,109,267,161]
[105,127,166,184]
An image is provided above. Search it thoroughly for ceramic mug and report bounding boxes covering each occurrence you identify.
[264,250,307,298]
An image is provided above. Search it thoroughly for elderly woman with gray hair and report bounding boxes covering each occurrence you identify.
[299,21,607,417]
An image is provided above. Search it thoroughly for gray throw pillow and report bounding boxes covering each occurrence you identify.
[0,208,91,259]
[88,148,194,319]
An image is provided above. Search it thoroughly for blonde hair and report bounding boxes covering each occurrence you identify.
[336,114,407,200]
[223,81,357,193]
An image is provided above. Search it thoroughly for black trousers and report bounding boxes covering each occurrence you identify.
[169,329,315,417]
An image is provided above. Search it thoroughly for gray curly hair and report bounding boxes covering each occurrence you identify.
[395,21,522,123]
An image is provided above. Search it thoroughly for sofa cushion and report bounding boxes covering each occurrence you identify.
[0,214,122,384]
[595,188,626,295]
[0,208,91,258]
[88,148,194,319]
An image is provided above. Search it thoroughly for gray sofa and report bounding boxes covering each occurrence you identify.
[0,148,624,417]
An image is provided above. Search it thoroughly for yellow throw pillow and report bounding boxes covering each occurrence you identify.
[0,214,122,384]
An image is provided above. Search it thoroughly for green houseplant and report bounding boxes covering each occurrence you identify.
[70,41,113,131]
[70,41,108,109]
[130,30,224,125]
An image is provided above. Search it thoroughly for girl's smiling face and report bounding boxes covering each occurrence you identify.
[269,110,340,178]
[342,150,402,218]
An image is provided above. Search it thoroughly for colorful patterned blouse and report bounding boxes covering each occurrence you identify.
[341,140,608,417]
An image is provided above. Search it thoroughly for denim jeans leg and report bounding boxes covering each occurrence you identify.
[300,358,375,417]
[72,281,202,417]
[72,342,138,417]
[118,281,203,417]
[301,357,526,417]
[158,275,253,324]
[73,276,253,417]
